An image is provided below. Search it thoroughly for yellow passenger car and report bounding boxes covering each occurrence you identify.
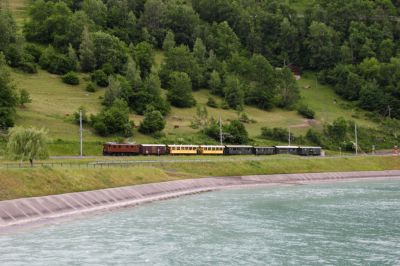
[168,145,199,155]
[198,145,225,155]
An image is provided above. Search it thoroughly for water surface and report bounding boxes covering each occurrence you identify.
[1,179,400,265]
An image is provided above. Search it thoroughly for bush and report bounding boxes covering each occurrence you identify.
[91,70,109,87]
[90,99,133,137]
[206,96,218,108]
[39,46,76,74]
[24,44,42,63]
[261,127,291,142]
[298,104,315,119]
[306,129,323,146]
[139,109,166,134]
[62,72,80,85]
[86,82,96,92]
[19,61,37,73]
[224,120,249,144]
[73,106,89,125]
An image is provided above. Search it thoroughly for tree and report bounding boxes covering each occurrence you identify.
[79,26,96,72]
[19,89,32,107]
[6,126,49,167]
[224,75,244,110]
[378,39,394,63]
[132,41,153,79]
[129,72,169,115]
[159,45,202,89]
[305,22,339,69]
[0,8,16,52]
[140,0,166,46]
[207,21,240,59]
[82,0,107,27]
[193,38,207,64]
[162,30,175,52]
[139,109,166,134]
[209,70,222,95]
[92,31,128,73]
[125,56,142,88]
[0,53,17,129]
[275,67,299,109]
[167,72,196,107]
[163,1,200,46]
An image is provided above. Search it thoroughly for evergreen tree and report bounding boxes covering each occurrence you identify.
[125,56,142,88]
[79,27,96,72]
[132,41,153,79]
[224,75,244,110]
[0,8,16,52]
[209,70,222,95]
[275,67,300,109]
[162,30,175,52]
[167,72,196,107]
[193,38,207,64]
[0,53,17,129]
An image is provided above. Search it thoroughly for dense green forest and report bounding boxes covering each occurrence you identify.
[0,0,399,152]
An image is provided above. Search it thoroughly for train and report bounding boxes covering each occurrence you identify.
[103,143,322,157]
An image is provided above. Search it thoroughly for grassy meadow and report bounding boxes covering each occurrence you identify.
[8,65,380,155]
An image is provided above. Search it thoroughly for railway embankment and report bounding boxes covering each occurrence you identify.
[1,170,400,231]
[0,155,400,202]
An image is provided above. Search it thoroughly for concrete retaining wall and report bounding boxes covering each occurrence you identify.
[1,170,400,230]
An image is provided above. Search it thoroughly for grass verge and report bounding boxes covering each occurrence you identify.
[0,156,399,201]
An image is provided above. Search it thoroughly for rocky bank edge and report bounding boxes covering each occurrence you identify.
[1,170,400,230]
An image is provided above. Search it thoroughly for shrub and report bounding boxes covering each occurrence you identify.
[261,127,291,142]
[90,99,133,137]
[24,43,42,63]
[139,109,166,134]
[39,46,76,74]
[62,72,80,85]
[91,70,109,87]
[86,82,96,92]
[206,96,218,108]
[73,106,89,125]
[224,120,249,144]
[306,129,323,146]
[19,61,37,73]
[298,104,315,119]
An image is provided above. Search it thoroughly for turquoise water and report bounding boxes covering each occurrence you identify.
[1,179,400,265]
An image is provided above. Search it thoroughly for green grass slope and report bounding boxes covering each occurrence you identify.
[10,66,378,156]
[5,0,379,156]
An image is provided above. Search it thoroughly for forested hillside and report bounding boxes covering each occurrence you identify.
[0,0,399,155]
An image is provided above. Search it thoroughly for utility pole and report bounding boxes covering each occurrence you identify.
[80,109,83,157]
[219,116,223,145]
[354,123,358,156]
[288,127,291,146]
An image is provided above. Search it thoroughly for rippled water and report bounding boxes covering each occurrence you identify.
[1,179,400,265]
